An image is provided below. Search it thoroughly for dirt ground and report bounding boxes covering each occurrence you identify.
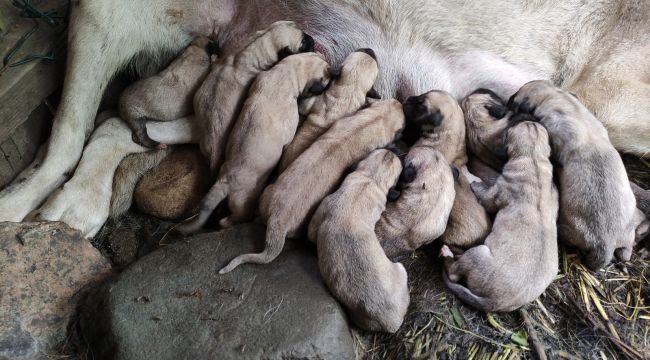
[91,155,650,360]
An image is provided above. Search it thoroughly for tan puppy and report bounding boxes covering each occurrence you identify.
[308,149,408,333]
[176,53,329,233]
[467,156,501,188]
[461,89,510,170]
[119,37,212,147]
[508,80,637,270]
[277,49,379,172]
[403,90,491,249]
[219,100,405,273]
[375,144,456,257]
[443,121,559,312]
[195,21,314,173]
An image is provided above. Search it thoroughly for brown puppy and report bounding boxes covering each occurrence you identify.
[403,90,491,249]
[176,53,329,233]
[309,149,408,333]
[508,80,637,270]
[119,37,212,147]
[219,99,405,273]
[277,49,379,172]
[443,121,559,312]
[461,89,510,170]
[375,144,456,257]
[195,21,314,173]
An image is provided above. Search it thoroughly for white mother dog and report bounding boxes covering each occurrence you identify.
[1,1,648,234]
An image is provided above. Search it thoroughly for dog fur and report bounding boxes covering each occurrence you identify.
[508,80,637,270]
[119,37,212,148]
[219,99,405,273]
[309,149,409,333]
[277,49,379,171]
[375,144,456,257]
[403,90,491,249]
[2,0,649,236]
[443,121,559,312]
[194,21,314,173]
[176,52,329,233]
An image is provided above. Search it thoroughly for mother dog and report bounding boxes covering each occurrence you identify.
[0,0,648,225]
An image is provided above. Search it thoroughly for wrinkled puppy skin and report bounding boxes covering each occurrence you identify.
[195,21,315,173]
[309,149,409,333]
[219,100,405,273]
[176,53,329,234]
[443,121,559,312]
[508,80,637,270]
[404,90,491,249]
[375,144,455,257]
[119,36,212,147]
[461,89,511,170]
[278,48,379,172]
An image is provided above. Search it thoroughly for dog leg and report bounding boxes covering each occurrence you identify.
[0,0,191,221]
[146,116,200,145]
[29,118,148,238]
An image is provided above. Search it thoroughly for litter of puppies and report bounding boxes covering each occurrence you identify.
[106,21,648,333]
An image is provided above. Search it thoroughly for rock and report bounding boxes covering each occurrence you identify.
[0,222,112,360]
[79,224,355,360]
[134,145,210,220]
[108,228,139,267]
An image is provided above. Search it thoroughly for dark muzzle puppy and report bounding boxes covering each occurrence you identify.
[309,149,409,333]
[443,121,559,312]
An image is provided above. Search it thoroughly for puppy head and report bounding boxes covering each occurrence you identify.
[402,90,463,146]
[268,21,315,59]
[330,49,379,94]
[504,121,551,159]
[356,149,402,190]
[461,89,511,168]
[400,145,448,187]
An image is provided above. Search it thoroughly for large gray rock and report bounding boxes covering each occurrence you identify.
[80,224,355,360]
[0,222,112,360]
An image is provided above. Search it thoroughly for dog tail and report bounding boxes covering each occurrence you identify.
[442,269,494,313]
[176,178,229,235]
[219,218,287,274]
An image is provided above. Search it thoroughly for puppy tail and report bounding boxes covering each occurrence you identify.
[219,220,287,274]
[176,178,229,235]
[442,269,494,313]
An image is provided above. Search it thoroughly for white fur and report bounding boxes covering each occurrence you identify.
[146,116,200,144]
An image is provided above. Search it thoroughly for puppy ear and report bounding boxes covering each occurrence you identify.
[400,164,417,183]
[277,46,293,60]
[451,166,460,181]
[487,104,507,119]
[308,80,327,95]
[366,87,381,99]
[387,187,401,202]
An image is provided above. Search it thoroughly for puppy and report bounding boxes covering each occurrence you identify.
[508,80,637,270]
[443,121,559,312]
[461,89,510,170]
[119,37,212,147]
[375,144,456,257]
[219,99,405,273]
[308,149,408,333]
[403,90,491,249]
[176,53,329,233]
[467,156,501,188]
[277,48,379,172]
[195,21,314,173]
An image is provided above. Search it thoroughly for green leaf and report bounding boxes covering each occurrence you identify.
[450,307,466,328]
[510,330,529,347]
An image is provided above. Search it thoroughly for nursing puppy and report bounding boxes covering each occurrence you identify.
[176,53,329,234]
[195,21,314,173]
[119,37,212,147]
[461,89,510,170]
[375,144,456,257]
[403,90,491,249]
[277,49,379,172]
[219,100,405,273]
[309,149,408,333]
[443,121,559,312]
[508,80,637,270]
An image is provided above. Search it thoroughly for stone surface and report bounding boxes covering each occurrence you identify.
[0,222,112,360]
[134,145,210,221]
[108,228,139,267]
[79,224,355,360]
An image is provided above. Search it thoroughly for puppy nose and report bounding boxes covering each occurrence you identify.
[356,48,377,60]
[299,33,315,52]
